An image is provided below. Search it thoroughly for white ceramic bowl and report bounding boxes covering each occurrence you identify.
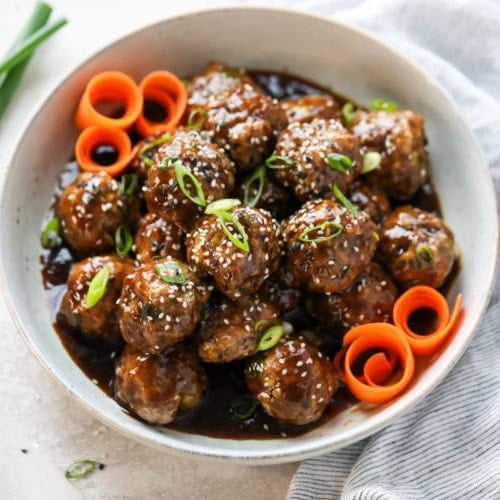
[0,7,498,464]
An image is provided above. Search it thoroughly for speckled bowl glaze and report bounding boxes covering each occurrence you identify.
[0,7,497,464]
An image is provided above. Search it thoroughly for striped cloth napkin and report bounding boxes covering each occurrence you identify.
[286,0,500,498]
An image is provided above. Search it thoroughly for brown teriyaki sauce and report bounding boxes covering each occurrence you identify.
[40,69,452,440]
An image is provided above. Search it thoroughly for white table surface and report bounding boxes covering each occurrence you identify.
[0,1,309,498]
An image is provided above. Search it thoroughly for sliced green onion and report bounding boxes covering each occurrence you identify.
[371,98,398,112]
[174,162,206,206]
[141,303,160,321]
[138,135,174,167]
[409,150,420,166]
[416,244,434,264]
[65,460,98,480]
[158,156,181,170]
[119,173,138,196]
[114,225,133,257]
[205,198,241,215]
[341,101,357,125]
[362,151,382,174]
[41,216,61,248]
[85,267,110,309]
[0,18,68,77]
[326,153,352,173]
[257,324,285,351]
[217,210,250,252]
[230,394,259,421]
[187,108,207,129]
[265,155,294,170]
[242,165,266,207]
[155,261,187,284]
[332,184,358,217]
[298,220,344,243]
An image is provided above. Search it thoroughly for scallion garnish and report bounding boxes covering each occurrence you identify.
[217,210,250,252]
[174,162,206,206]
[114,225,133,257]
[416,244,434,264]
[138,135,174,167]
[371,98,398,112]
[362,151,382,174]
[230,394,259,421]
[119,173,138,196]
[332,184,358,216]
[158,157,181,170]
[187,108,207,129]
[41,216,61,248]
[265,155,294,170]
[155,261,187,284]
[205,198,241,215]
[257,324,285,351]
[65,460,99,480]
[242,165,266,207]
[85,267,110,309]
[298,220,344,243]
[341,101,357,125]
[326,153,352,172]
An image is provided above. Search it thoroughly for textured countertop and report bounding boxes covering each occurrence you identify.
[0,1,304,498]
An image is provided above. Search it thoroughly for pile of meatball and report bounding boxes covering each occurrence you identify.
[55,62,457,429]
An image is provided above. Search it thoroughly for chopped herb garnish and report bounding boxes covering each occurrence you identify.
[114,225,133,257]
[141,303,160,321]
[298,220,344,243]
[155,261,187,284]
[41,216,61,248]
[332,184,358,216]
[85,266,110,309]
[158,156,181,170]
[416,244,434,264]
[65,460,99,480]
[119,173,138,196]
[174,162,206,206]
[326,153,352,172]
[138,135,174,167]
[371,98,398,112]
[265,155,294,170]
[341,101,357,125]
[362,151,382,174]
[217,210,250,252]
[205,198,241,215]
[257,324,285,351]
[187,108,207,129]
[230,394,259,421]
[242,165,266,207]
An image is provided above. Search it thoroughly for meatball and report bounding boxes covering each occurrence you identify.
[279,95,342,124]
[305,262,399,338]
[282,198,378,293]
[115,343,207,425]
[186,204,282,298]
[348,180,392,225]
[199,85,287,171]
[134,213,185,264]
[376,205,457,289]
[273,118,362,202]
[350,109,429,200]
[144,128,235,231]
[197,294,279,363]
[245,337,338,425]
[57,171,140,256]
[258,267,303,313]
[119,257,211,354]
[59,254,134,338]
[186,61,261,109]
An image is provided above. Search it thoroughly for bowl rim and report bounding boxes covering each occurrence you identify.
[0,5,498,464]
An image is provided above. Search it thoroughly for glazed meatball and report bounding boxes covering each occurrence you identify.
[273,118,362,202]
[348,180,392,225]
[57,171,140,256]
[377,205,457,289]
[245,337,338,425]
[197,294,279,363]
[119,257,211,354]
[258,267,303,313]
[186,204,282,298]
[59,254,134,338]
[199,85,287,171]
[186,61,261,109]
[134,213,185,264]
[144,128,235,231]
[305,262,399,338]
[279,95,342,124]
[350,109,429,200]
[282,198,378,293]
[115,343,207,425]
